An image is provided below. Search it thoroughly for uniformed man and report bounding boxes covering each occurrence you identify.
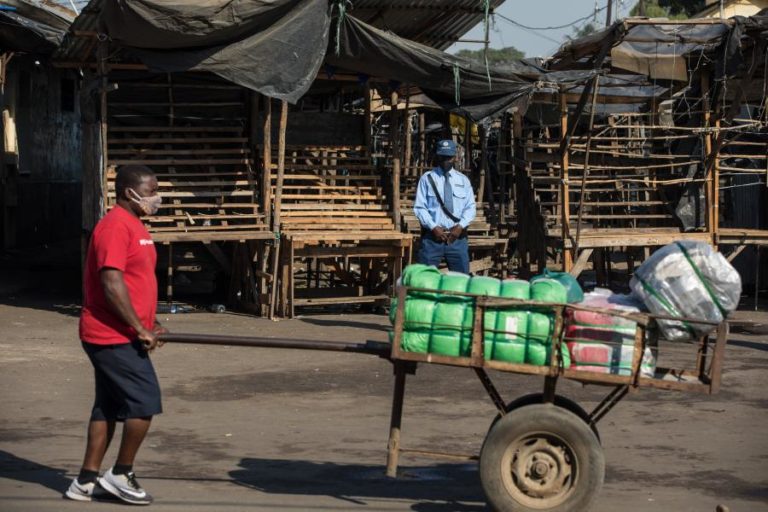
[413,139,476,274]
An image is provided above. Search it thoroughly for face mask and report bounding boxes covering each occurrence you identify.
[128,188,162,216]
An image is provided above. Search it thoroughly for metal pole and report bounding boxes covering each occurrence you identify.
[605,0,613,27]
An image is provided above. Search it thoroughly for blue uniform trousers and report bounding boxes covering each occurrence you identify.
[417,235,470,274]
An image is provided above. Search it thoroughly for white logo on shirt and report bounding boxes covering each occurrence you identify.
[139,239,154,246]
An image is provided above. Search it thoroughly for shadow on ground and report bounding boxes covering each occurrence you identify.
[229,457,488,511]
[0,450,71,495]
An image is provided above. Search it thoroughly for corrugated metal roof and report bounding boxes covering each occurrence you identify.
[54,0,504,63]
[344,1,504,50]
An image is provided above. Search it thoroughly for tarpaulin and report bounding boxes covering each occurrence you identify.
[325,15,535,121]
[611,23,730,81]
[101,0,331,102]
[0,0,73,53]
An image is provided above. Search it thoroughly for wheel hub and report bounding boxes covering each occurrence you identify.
[504,434,577,508]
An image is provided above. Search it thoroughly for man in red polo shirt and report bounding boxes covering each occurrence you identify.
[66,165,165,505]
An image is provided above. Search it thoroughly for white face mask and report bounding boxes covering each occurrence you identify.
[128,188,162,216]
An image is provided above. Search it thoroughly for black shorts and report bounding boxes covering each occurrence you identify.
[82,340,163,421]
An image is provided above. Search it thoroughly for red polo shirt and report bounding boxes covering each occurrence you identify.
[80,206,158,345]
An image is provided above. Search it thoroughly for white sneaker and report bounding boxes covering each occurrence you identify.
[64,478,96,501]
[99,468,153,505]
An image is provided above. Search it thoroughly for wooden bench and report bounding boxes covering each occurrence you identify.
[106,124,272,308]
[266,145,412,316]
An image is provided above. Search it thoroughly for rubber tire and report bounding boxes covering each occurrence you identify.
[491,393,600,441]
[479,404,604,512]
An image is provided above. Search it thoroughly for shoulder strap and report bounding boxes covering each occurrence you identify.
[426,173,460,223]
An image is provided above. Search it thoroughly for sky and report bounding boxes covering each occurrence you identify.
[449,0,637,58]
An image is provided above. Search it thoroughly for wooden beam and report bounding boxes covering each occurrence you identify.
[391,90,402,230]
[261,96,272,228]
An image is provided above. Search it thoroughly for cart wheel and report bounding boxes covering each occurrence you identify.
[490,394,599,440]
[479,404,604,512]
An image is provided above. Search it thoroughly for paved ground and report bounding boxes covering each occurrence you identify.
[1,258,767,511]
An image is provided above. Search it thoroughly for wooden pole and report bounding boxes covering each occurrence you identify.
[404,87,412,173]
[391,90,401,230]
[702,72,715,244]
[364,81,372,151]
[478,125,487,212]
[261,96,272,229]
[385,361,407,478]
[464,115,472,172]
[418,112,426,168]
[97,38,109,217]
[560,87,572,272]
[269,100,288,319]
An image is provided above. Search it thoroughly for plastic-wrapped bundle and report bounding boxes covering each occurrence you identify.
[630,241,741,341]
[493,310,529,363]
[401,330,431,354]
[439,271,471,298]
[530,278,568,303]
[430,300,471,357]
[401,264,442,298]
[524,279,569,366]
[462,276,502,357]
[566,289,656,376]
[490,279,531,363]
[531,269,584,303]
[567,339,656,377]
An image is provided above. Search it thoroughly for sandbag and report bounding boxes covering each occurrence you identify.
[530,278,568,303]
[630,241,741,341]
[532,269,584,303]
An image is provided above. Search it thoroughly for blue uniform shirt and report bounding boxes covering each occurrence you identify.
[414,167,476,231]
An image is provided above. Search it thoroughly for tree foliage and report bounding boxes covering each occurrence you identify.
[630,0,706,19]
[455,46,525,64]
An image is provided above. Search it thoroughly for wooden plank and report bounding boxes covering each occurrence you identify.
[109,148,251,156]
[109,158,253,166]
[110,137,248,144]
[149,224,267,232]
[109,126,243,132]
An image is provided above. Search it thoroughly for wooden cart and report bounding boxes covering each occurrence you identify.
[163,285,728,512]
[385,285,728,512]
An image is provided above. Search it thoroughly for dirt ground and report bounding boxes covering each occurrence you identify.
[1,259,767,512]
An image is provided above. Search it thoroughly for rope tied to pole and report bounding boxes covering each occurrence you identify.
[482,0,492,90]
[332,0,353,56]
[453,63,461,106]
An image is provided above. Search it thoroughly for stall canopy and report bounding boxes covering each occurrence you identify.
[0,0,74,53]
[91,0,537,120]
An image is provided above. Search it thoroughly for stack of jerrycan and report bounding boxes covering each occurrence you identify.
[390,265,572,367]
